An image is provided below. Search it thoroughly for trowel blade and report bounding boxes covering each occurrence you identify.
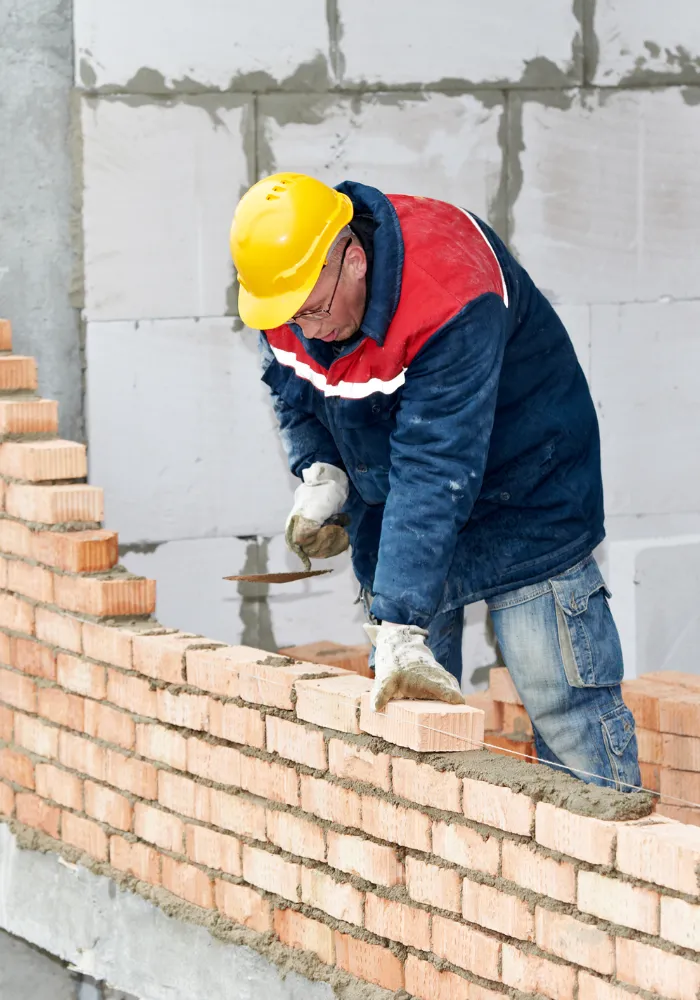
[224,569,334,583]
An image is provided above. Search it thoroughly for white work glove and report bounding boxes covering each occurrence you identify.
[364,622,466,711]
[285,462,350,570]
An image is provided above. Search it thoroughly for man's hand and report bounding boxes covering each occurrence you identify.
[285,462,350,570]
[365,623,466,711]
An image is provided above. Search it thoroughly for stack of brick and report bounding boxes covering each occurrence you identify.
[463,667,536,764]
[622,671,700,827]
[279,640,372,678]
[1,319,700,999]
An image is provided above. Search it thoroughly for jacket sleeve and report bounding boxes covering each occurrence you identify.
[259,334,344,479]
[370,294,508,628]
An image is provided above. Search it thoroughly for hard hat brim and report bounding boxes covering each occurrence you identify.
[237,273,320,331]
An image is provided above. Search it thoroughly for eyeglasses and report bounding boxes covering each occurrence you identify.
[292,237,352,324]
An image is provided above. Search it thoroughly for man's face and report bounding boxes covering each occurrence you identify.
[291,239,367,344]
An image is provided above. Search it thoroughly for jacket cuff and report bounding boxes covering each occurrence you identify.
[369,594,431,630]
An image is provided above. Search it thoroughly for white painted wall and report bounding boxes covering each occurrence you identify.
[77,1,700,684]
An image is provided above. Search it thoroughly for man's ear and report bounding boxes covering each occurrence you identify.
[345,244,367,280]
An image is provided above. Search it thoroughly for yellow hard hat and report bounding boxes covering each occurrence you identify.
[230,173,354,330]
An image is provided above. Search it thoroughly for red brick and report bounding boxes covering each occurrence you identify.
[0,667,37,712]
[326,830,404,887]
[35,762,82,809]
[162,856,214,908]
[489,667,522,704]
[300,775,361,828]
[132,633,199,684]
[637,727,664,764]
[0,747,34,788]
[57,653,106,699]
[617,816,700,893]
[62,811,108,860]
[266,808,325,861]
[360,694,484,752]
[0,781,13,817]
[661,731,700,771]
[0,318,10,349]
[463,879,534,941]
[616,936,700,1000]
[266,715,326,770]
[13,712,58,759]
[239,754,299,807]
[156,689,208,731]
[0,632,9,664]
[35,608,82,653]
[84,700,135,749]
[0,593,34,634]
[405,956,478,1000]
[0,356,37,391]
[655,802,700,826]
[578,972,648,1000]
[364,892,430,949]
[660,894,700,951]
[215,881,271,932]
[274,908,334,965]
[578,869,659,934]
[406,856,461,913]
[242,844,300,901]
[209,788,267,841]
[660,765,700,804]
[105,749,157,799]
[463,777,533,836]
[432,915,501,981]
[502,840,576,903]
[53,574,155,618]
[84,780,132,831]
[360,795,431,851]
[300,867,364,925]
[295,673,371,734]
[431,819,500,874]
[6,482,102,524]
[134,802,184,852]
[11,638,55,680]
[109,835,161,884]
[501,702,533,737]
[135,723,187,770]
[58,731,106,781]
[238,653,344,711]
[328,739,391,791]
[536,906,613,975]
[659,691,700,738]
[536,801,616,865]
[334,932,404,992]
[208,700,265,748]
[0,519,33,558]
[82,622,134,669]
[463,691,503,732]
[33,529,118,573]
[187,736,241,786]
[184,646,241,697]
[7,559,54,603]
[157,770,210,822]
[0,704,13,742]
[38,687,84,730]
[279,640,372,677]
[502,943,575,1000]
[106,669,157,718]
[0,439,85,482]
[640,760,660,791]
[391,756,461,812]
[186,824,241,876]
[15,791,60,837]
[0,399,58,436]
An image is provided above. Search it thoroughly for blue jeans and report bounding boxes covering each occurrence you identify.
[364,555,641,792]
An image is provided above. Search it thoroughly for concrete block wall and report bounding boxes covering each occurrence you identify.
[71,1,700,679]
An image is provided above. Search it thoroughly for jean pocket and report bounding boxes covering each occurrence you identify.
[601,703,637,758]
[550,557,624,688]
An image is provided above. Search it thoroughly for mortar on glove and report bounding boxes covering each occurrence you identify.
[365,622,465,711]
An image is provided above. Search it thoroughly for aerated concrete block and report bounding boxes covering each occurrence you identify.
[338,0,582,86]
[593,0,700,85]
[511,88,700,304]
[636,540,700,678]
[258,92,505,232]
[81,96,252,322]
[86,319,295,543]
[590,300,700,517]
[74,0,331,90]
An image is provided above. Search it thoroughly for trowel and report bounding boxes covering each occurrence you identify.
[224,515,348,584]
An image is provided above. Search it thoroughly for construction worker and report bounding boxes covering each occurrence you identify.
[230,173,641,792]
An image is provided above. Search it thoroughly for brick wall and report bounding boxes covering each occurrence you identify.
[1,321,700,998]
